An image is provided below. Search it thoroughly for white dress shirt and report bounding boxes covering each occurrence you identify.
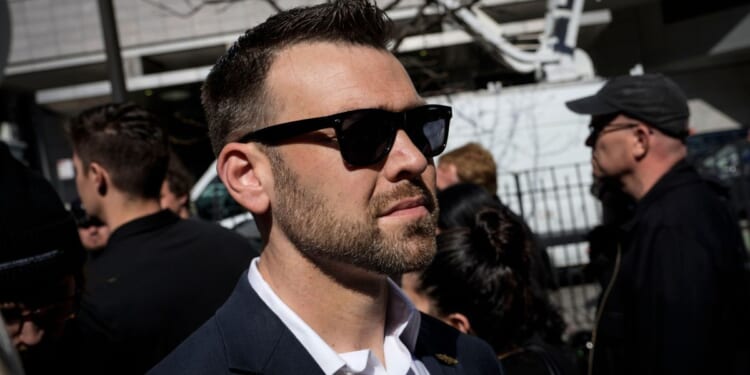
[247,258,430,375]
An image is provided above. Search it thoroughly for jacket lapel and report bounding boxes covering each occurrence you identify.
[414,313,464,375]
[213,275,476,375]
[214,272,324,375]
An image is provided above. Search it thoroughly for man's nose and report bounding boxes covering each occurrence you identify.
[15,320,45,347]
[585,132,596,147]
[382,130,430,181]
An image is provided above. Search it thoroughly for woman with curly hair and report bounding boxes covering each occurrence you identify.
[402,183,576,374]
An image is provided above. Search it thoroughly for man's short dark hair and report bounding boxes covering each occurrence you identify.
[202,0,394,155]
[165,152,194,198]
[67,102,168,199]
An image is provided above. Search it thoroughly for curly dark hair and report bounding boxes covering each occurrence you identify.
[420,205,567,354]
[202,0,394,155]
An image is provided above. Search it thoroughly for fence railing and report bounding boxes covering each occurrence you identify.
[498,163,598,267]
[498,162,600,332]
[498,158,750,333]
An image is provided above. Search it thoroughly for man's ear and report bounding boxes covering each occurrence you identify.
[176,193,188,207]
[445,312,472,334]
[217,142,272,215]
[632,125,652,161]
[89,162,109,196]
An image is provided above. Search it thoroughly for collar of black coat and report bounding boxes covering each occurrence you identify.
[107,209,180,244]
[213,271,465,375]
[620,158,702,233]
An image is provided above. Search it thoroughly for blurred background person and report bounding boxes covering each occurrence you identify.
[436,142,498,194]
[567,73,750,375]
[403,203,576,374]
[0,142,85,374]
[69,199,110,253]
[66,102,255,374]
[0,315,25,375]
[436,183,557,290]
[160,151,194,219]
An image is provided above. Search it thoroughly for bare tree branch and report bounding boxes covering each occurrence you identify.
[381,0,402,12]
[264,0,283,13]
[142,0,206,18]
[142,0,277,18]
[390,0,433,53]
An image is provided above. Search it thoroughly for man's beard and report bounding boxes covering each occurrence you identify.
[269,152,438,275]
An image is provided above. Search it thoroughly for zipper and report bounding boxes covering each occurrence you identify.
[587,244,622,375]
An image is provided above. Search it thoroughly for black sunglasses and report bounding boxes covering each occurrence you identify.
[77,216,105,229]
[237,105,452,166]
[586,119,641,147]
[1,296,78,329]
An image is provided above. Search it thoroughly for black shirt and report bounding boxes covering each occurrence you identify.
[75,210,257,374]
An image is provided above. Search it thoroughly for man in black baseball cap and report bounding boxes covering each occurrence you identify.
[568,73,690,147]
[567,74,750,375]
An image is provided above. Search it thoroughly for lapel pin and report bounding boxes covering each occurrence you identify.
[435,353,459,366]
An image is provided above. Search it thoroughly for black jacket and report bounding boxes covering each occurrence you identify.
[74,210,258,374]
[149,272,504,375]
[590,160,750,375]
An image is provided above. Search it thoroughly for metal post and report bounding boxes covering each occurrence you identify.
[513,173,525,217]
[0,0,11,84]
[97,0,127,103]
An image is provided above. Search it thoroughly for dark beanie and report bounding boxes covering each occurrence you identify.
[0,142,85,297]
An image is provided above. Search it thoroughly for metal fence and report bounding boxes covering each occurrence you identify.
[497,157,750,334]
[498,162,601,333]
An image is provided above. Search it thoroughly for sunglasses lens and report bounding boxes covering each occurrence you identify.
[406,107,449,157]
[78,215,104,229]
[337,106,451,166]
[1,307,23,324]
[338,111,394,166]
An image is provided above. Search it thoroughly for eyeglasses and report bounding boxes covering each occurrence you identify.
[586,123,639,147]
[237,105,452,167]
[1,296,78,329]
[77,216,104,229]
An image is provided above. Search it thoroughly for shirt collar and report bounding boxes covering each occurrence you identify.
[386,276,421,351]
[247,258,421,375]
[107,209,178,244]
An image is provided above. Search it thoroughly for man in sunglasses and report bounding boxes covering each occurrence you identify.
[66,103,256,374]
[566,74,750,375]
[150,1,502,374]
[70,199,110,253]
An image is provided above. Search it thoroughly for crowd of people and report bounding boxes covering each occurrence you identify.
[2,1,749,375]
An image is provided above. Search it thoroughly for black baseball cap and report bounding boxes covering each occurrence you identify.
[566,74,690,139]
[0,142,85,296]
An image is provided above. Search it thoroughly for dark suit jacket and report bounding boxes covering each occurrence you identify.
[148,272,504,374]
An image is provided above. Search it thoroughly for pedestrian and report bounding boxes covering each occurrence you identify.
[566,73,750,374]
[405,206,577,374]
[0,141,85,375]
[149,1,502,374]
[66,103,256,374]
[160,151,194,219]
[436,142,498,194]
[70,199,110,253]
